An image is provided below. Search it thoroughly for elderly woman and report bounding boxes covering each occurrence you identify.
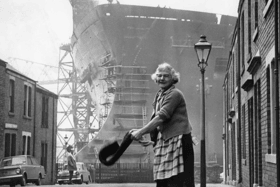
[130,62,194,187]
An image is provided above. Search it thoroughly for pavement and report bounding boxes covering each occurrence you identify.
[195,184,235,187]
[86,183,235,187]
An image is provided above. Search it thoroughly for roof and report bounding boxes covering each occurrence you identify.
[36,84,58,99]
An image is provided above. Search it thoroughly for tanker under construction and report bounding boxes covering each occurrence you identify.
[9,1,237,182]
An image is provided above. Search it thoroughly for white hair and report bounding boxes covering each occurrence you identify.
[151,62,180,84]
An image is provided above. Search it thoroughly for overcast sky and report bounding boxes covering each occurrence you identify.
[0,0,239,77]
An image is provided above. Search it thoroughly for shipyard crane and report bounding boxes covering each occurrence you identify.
[55,44,99,163]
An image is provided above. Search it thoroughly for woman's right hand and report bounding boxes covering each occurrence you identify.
[129,129,142,141]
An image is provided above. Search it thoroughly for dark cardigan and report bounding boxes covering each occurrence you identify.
[150,85,192,142]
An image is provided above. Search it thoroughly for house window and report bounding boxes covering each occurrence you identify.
[242,104,246,160]
[41,142,48,172]
[24,84,32,117]
[22,132,31,155]
[42,96,49,128]
[266,66,272,154]
[247,0,252,58]
[241,12,245,68]
[254,80,262,185]
[268,62,276,154]
[232,55,235,92]
[9,79,15,113]
[254,0,258,28]
[248,97,254,186]
[4,133,16,157]
[235,53,239,90]
[231,122,236,180]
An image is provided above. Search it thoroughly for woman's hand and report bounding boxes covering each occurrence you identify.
[129,129,142,141]
[130,129,154,147]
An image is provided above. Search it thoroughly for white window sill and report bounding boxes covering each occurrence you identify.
[265,153,276,164]
[263,0,273,18]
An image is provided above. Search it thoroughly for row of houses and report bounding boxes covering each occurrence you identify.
[0,59,58,184]
[223,0,279,186]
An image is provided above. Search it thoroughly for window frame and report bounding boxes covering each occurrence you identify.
[22,131,31,155]
[265,47,277,163]
[9,78,15,113]
[41,96,49,128]
[41,142,48,172]
[4,132,16,157]
[23,83,32,118]
[247,0,252,61]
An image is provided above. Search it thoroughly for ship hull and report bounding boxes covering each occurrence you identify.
[70,2,236,165]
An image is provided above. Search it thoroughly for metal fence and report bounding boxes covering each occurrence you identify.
[95,163,154,183]
[56,162,222,184]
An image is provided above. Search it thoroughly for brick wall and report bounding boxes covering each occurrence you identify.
[224,0,279,186]
[0,60,58,185]
[257,1,277,187]
[34,89,58,184]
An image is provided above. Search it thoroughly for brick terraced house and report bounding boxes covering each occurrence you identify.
[0,59,58,184]
[223,0,280,186]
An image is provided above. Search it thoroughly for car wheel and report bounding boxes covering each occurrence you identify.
[10,184,16,187]
[78,176,83,184]
[20,175,27,186]
[86,176,91,184]
[35,174,41,186]
[58,181,63,185]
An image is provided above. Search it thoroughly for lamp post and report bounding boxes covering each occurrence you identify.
[64,134,68,147]
[64,134,68,164]
[194,35,212,187]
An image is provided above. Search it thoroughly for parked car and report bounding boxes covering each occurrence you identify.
[0,155,46,187]
[57,162,91,185]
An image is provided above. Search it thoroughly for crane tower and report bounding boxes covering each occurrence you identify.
[56,44,99,163]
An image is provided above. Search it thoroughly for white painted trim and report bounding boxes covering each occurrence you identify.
[265,153,276,164]
[24,81,32,87]
[263,0,273,18]
[9,75,15,80]
[5,123,17,129]
[22,131,31,136]
[265,46,275,68]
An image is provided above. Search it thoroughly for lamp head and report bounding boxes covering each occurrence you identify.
[194,35,212,70]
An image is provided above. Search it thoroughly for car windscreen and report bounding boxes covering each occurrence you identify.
[76,163,83,171]
[63,165,68,170]
[0,156,27,166]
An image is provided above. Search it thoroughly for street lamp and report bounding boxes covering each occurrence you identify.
[194,35,212,187]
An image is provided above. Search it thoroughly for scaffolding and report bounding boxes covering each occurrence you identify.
[100,62,150,158]
[56,44,99,163]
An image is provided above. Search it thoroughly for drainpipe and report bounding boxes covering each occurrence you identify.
[33,83,37,156]
[237,17,242,184]
[225,81,228,183]
[51,98,56,184]
[274,0,279,186]
[222,82,227,183]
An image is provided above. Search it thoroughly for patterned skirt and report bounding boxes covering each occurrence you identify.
[153,133,194,187]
